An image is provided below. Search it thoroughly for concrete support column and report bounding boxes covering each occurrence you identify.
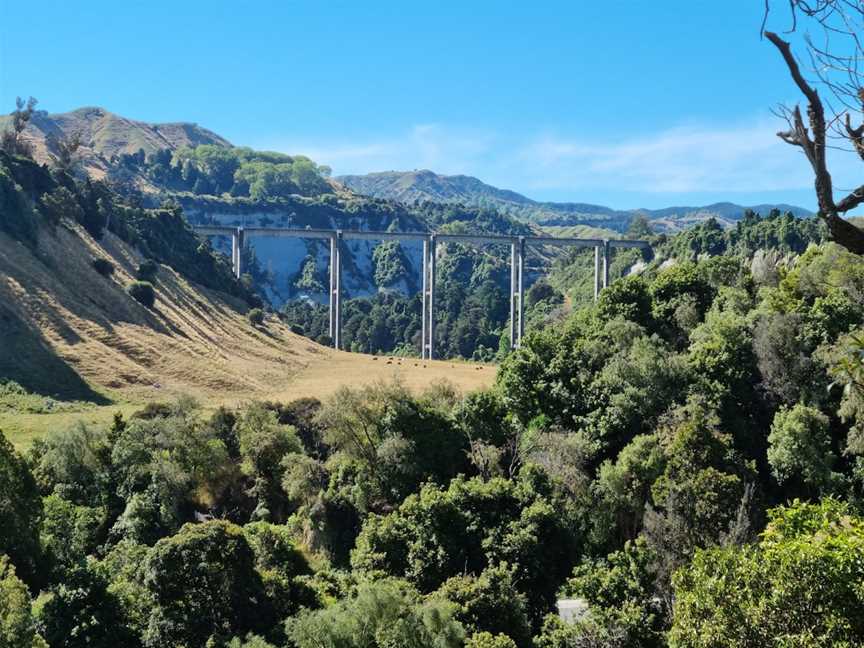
[235,228,245,279]
[421,238,429,359]
[329,234,337,342]
[427,234,436,360]
[517,236,525,346]
[602,239,611,289]
[333,230,343,350]
[509,240,517,350]
[594,245,602,300]
[231,233,237,276]
[231,231,239,278]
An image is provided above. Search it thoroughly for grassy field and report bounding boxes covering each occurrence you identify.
[1,352,495,450]
[0,224,495,450]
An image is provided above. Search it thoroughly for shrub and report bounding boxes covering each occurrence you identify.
[136,259,158,281]
[767,404,836,494]
[92,258,114,277]
[289,323,304,336]
[0,556,42,648]
[467,633,518,648]
[127,281,155,308]
[288,579,464,648]
[247,308,265,326]
[670,499,864,647]
[36,564,136,647]
[142,521,275,647]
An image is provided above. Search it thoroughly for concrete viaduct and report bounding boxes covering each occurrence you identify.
[193,225,650,359]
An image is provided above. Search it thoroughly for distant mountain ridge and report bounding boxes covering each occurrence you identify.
[337,170,813,232]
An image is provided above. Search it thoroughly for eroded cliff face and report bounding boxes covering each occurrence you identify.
[179,197,428,306]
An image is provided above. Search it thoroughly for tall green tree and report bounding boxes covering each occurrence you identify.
[142,521,275,648]
[0,431,43,588]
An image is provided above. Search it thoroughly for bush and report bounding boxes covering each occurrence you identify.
[289,323,305,336]
[136,259,158,281]
[467,633,518,648]
[670,499,864,647]
[92,258,114,277]
[127,281,155,308]
[142,521,275,647]
[247,308,265,326]
[288,579,464,648]
[0,556,43,648]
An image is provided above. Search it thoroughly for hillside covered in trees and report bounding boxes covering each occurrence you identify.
[337,169,812,232]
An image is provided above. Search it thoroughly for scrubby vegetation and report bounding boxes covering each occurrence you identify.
[248,308,265,326]
[91,258,114,277]
[3,204,864,645]
[0,150,257,306]
[126,281,155,308]
[135,259,158,282]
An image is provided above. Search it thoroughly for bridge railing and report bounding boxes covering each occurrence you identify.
[192,225,650,358]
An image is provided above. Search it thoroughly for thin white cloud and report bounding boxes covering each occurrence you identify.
[265,124,497,176]
[255,117,862,201]
[519,121,813,193]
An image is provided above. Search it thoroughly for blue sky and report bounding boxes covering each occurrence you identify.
[1,0,858,209]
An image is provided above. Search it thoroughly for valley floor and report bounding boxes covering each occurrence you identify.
[1,350,495,450]
[0,224,494,449]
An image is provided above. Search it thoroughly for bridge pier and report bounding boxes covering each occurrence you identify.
[594,246,601,300]
[425,235,436,359]
[510,241,517,349]
[328,233,336,346]
[231,227,246,279]
[602,239,610,290]
[517,236,525,346]
[509,237,526,349]
[330,231,342,350]
[421,238,428,359]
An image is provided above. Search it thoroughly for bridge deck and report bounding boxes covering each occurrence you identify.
[192,225,650,249]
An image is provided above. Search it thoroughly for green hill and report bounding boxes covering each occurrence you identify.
[337,169,813,232]
[0,106,230,184]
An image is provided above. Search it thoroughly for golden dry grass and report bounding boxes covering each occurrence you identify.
[0,222,495,448]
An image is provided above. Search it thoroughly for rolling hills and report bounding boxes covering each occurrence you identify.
[336,169,813,232]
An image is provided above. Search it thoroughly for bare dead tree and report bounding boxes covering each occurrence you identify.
[763,1,864,253]
[0,96,38,158]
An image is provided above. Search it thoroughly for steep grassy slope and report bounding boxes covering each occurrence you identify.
[0,106,230,181]
[0,220,493,447]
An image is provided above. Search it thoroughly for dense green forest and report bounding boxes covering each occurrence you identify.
[4,157,864,644]
[111,144,333,200]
